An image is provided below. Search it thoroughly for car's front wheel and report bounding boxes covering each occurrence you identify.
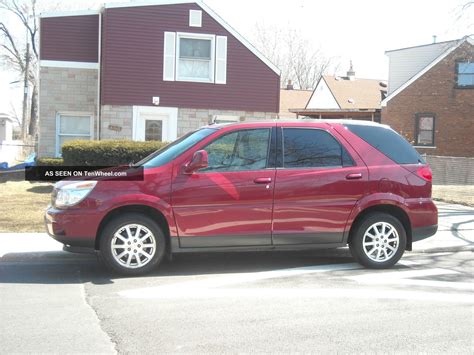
[349,212,407,269]
[99,213,166,275]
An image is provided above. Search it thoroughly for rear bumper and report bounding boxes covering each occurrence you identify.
[412,224,438,242]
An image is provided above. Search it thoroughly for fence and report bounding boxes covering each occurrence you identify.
[423,155,474,185]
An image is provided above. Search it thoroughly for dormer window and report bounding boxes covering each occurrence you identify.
[456,61,474,88]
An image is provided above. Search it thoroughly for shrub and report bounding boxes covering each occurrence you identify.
[36,158,64,166]
[61,140,169,166]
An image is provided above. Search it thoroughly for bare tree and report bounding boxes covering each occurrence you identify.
[0,0,38,140]
[252,23,338,90]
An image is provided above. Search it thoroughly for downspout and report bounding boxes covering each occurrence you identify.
[96,9,102,140]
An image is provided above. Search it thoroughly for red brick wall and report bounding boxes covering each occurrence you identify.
[382,42,474,157]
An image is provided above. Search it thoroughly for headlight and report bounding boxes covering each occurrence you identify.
[54,181,97,207]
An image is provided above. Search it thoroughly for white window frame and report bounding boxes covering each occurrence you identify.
[176,32,215,83]
[55,112,94,157]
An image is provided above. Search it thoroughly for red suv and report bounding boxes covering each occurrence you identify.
[45,120,438,275]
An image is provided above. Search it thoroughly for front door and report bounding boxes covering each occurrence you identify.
[272,126,368,245]
[172,127,276,248]
[132,106,178,142]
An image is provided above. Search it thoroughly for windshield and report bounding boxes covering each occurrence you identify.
[137,128,217,168]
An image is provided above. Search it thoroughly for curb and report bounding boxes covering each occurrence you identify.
[411,244,474,254]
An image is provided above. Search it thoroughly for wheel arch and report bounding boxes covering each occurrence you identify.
[346,204,412,251]
[95,204,171,254]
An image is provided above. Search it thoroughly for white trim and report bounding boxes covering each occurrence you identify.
[189,9,202,27]
[197,1,280,75]
[176,32,215,83]
[382,37,474,106]
[96,13,102,140]
[105,0,197,9]
[40,10,99,18]
[55,112,94,157]
[40,60,99,69]
[132,106,178,142]
[103,0,280,75]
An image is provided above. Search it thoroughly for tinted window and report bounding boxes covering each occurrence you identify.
[283,128,353,168]
[138,128,216,168]
[344,124,424,164]
[202,129,270,172]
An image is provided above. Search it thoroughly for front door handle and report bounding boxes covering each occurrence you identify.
[346,173,362,180]
[254,177,272,184]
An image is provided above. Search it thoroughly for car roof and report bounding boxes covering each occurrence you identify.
[206,118,389,130]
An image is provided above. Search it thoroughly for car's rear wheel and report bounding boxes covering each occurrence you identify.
[349,212,406,269]
[99,213,166,275]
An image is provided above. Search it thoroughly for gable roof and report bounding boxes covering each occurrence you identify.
[279,89,313,117]
[104,0,280,75]
[321,75,387,109]
[382,36,474,106]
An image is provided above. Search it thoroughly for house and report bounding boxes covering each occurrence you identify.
[0,113,14,141]
[381,36,474,157]
[278,80,312,118]
[290,64,387,121]
[38,0,280,157]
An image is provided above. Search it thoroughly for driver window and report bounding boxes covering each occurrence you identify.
[201,129,270,172]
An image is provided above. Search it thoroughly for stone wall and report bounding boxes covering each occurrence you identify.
[38,66,98,157]
[177,108,276,136]
[100,105,133,139]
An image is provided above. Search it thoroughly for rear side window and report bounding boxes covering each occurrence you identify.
[282,128,354,168]
[344,124,424,164]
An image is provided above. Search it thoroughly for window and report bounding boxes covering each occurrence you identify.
[202,129,270,172]
[56,114,92,156]
[415,114,435,147]
[145,120,163,141]
[344,124,425,164]
[282,128,353,168]
[163,32,227,84]
[177,34,214,82]
[456,61,474,87]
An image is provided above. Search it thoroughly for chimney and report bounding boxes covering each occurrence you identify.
[286,80,294,90]
[347,60,355,80]
[432,35,437,44]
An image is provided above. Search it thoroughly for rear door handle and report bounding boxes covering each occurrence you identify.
[254,177,272,184]
[346,173,362,180]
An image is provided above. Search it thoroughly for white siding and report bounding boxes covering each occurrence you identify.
[386,41,456,94]
[306,78,339,109]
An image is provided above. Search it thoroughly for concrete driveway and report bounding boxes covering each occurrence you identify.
[0,202,472,353]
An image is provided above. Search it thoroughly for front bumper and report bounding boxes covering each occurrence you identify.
[45,206,100,249]
[412,224,438,242]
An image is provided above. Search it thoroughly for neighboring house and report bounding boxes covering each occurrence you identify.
[382,36,474,157]
[0,113,14,141]
[38,0,280,157]
[290,64,387,121]
[278,80,312,118]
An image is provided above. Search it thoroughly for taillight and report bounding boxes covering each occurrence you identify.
[417,166,432,182]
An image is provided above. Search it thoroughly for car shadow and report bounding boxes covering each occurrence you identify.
[0,248,356,285]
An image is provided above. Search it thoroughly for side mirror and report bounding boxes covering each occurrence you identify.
[184,150,208,174]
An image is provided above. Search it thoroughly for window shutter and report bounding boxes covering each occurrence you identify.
[215,36,227,84]
[163,32,176,81]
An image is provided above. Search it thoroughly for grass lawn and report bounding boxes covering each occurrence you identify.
[0,181,472,233]
[0,181,52,232]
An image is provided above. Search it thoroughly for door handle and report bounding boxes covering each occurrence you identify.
[254,177,272,184]
[346,173,362,180]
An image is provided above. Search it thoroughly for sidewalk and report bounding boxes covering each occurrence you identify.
[0,202,472,257]
[412,202,474,252]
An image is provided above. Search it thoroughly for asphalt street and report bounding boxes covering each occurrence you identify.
[0,202,473,354]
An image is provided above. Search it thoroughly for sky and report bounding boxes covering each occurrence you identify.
[0,0,472,117]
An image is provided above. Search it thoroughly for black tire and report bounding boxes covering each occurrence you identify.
[349,212,407,269]
[99,213,166,276]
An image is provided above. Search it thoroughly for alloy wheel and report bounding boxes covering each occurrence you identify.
[111,224,157,269]
[362,222,400,262]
